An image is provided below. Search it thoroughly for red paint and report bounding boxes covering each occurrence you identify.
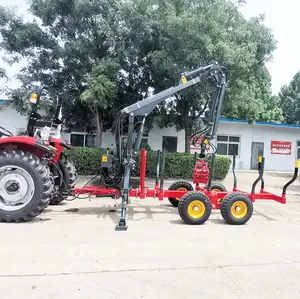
[50,138,64,164]
[271,140,292,155]
[73,149,288,209]
[193,160,209,184]
[0,136,39,146]
[139,148,147,198]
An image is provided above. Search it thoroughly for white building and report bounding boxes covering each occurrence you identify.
[0,99,28,135]
[1,101,300,172]
[62,118,300,172]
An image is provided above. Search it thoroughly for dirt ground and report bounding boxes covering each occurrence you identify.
[0,171,300,298]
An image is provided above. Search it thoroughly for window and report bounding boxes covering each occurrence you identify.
[296,141,300,159]
[216,135,240,157]
[162,136,178,152]
[85,134,96,147]
[70,134,84,146]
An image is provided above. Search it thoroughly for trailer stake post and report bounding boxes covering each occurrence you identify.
[155,150,161,188]
[260,157,265,191]
[251,156,264,194]
[207,154,216,191]
[160,150,166,191]
[139,148,147,199]
[282,160,299,197]
[232,154,237,191]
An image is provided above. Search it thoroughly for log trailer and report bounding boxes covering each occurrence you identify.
[73,61,298,230]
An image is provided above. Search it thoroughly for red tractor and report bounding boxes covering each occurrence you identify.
[0,87,77,222]
[0,126,56,222]
[26,87,77,205]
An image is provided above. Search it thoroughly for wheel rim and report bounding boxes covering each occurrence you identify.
[0,165,35,211]
[231,201,247,218]
[188,200,205,218]
[176,187,187,200]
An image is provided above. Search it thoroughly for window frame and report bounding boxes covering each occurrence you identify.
[216,134,241,158]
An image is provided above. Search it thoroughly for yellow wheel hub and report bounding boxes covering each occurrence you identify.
[187,200,205,218]
[176,187,187,201]
[231,201,247,218]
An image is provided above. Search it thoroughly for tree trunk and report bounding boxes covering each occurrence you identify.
[95,108,103,147]
[185,126,191,154]
[184,107,192,154]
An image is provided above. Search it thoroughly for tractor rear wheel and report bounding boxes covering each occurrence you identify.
[50,155,76,205]
[220,192,253,225]
[178,191,212,225]
[0,150,53,222]
[168,181,194,207]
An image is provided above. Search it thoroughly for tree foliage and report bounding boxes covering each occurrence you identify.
[279,71,300,124]
[115,0,281,152]
[0,0,282,151]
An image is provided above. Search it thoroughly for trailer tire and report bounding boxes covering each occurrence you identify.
[204,182,227,192]
[50,155,77,205]
[220,192,253,225]
[178,191,212,225]
[168,181,194,207]
[0,150,53,222]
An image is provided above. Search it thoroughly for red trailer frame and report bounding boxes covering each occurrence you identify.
[73,149,298,227]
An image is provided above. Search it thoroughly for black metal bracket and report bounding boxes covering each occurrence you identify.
[251,157,265,193]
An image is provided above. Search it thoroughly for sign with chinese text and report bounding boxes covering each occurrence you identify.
[270,140,292,155]
[190,135,210,151]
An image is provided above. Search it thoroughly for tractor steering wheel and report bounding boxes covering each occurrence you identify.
[0,126,13,137]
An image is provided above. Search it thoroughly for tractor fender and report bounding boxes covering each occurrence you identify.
[0,136,56,154]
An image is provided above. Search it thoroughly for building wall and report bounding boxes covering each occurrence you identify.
[1,101,299,172]
[62,121,300,172]
[216,121,300,172]
[0,103,28,135]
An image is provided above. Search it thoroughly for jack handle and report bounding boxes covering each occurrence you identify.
[282,160,299,196]
[251,156,265,194]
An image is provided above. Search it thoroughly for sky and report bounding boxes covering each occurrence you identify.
[0,0,299,96]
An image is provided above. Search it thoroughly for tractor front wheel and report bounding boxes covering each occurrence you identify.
[0,150,53,222]
[50,155,77,205]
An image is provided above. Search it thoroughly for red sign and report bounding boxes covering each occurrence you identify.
[270,141,292,155]
[190,135,210,151]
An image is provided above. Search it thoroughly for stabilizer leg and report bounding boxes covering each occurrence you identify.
[115,166,131,231]
[115,193,128,231]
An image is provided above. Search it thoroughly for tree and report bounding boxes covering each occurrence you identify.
[116,0,281,152]
[0,0,124,137]
[0,0,282,153]
[279,71,300,124]
[80,58,119,146]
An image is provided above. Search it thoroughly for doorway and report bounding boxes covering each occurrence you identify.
[251,142,264,170]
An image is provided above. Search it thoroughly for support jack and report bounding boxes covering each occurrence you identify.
[115,222,128,231]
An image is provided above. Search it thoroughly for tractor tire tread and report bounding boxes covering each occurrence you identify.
[0,150,53,222]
